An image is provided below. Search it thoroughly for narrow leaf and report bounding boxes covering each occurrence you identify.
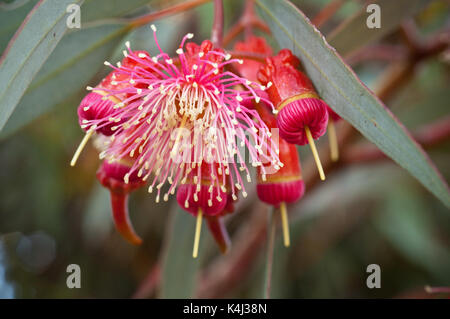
[256,0,450,207]
[0,0,83,131]
[1,24,129,137]
[160,206,203,298]
[0,0,39,53]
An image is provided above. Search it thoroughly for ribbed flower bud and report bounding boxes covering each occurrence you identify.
[77,50,151,136]
[256,104,305,206]
[258,49,329,145]
[255,103,305,247]
[258,49,329,180]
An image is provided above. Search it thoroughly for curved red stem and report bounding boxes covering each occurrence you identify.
[206,215,231,254]
[110,191,142,245]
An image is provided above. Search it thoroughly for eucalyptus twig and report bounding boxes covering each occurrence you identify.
[375,21,449,101]
[342,116,450,164]
[132,263,161,299]
[82,0,211,29]
[228,50,267,62]
[425,286,450,294]
[129,0,211,29]
[264,208,276,299]
[211,0,224,47]
[223,0,270,46]
[346,44,407,66]
[311,0,344,28]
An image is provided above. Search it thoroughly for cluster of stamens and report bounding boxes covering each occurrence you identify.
[78,25,281,207]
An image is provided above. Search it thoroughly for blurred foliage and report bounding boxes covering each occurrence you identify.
[0,0,449,299]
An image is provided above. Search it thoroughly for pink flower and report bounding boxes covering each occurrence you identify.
[79,25,281,206]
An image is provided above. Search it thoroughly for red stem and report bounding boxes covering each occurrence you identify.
[425,286,450,294]
[311,0,344,28]
[223,0,270,46]
[110,191,142,245]
[129,0,211,28]
[343,116,450,164]
[211,0,224,47]
[206,216,231,254]
[228,50,267,62]
[132,263,161,299]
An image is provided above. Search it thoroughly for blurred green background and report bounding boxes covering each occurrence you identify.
[0,0,449,298]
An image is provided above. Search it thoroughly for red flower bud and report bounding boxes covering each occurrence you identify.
[77,50,152,136]
[255,104,305,206]
[77,92,121,136]
[258,49,329,146]
[96,159,145,245]
[258,49,329,180]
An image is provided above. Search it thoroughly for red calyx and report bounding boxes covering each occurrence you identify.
[258,49,329,145]
[96,160,145,245]
[176,163,230,254]
[176,163,227,216]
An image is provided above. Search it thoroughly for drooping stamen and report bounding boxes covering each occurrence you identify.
[279,202,290,247]
[70,128,94,167]
[193,208,203,258]
[328,119,339,162]
[305,126,325,181]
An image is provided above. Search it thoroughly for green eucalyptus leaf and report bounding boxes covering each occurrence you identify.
[0,0,39,53]
[1,24,129,138]
[160,206,204,298]
[0,0,83,131]
[256,0,450,207]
